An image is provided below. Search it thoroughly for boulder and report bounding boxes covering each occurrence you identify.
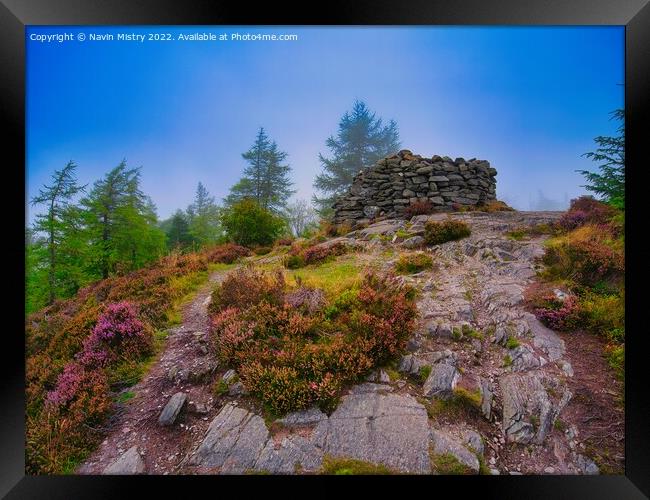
[103,446,146,475]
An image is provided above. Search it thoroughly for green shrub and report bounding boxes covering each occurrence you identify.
[419,365,432,383]
[424,219,471,245]
[395,252,434,274]
[220,198,286,247]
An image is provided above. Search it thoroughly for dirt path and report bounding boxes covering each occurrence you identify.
[78,269,232,475]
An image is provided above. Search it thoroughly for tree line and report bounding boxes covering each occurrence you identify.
[27,100,402,313]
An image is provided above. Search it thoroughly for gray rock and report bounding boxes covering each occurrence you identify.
[500,372,572,444]
[398,354,426,375]
[402,235,425,249]
[526,313,565,361]
[312,384,431,473]
[509,345,542,372]
[430,429,480,473]
[277,407,328,427]
[222,369,236,384]
[189,403,269,473]
[254,434,323,473]
[478,377,493,420]
[576,454,600,475]
[158,392,188,426]
[460,429,485,455]
[228,381,248,396]
[422,364,459,398]
[103,446,146,475]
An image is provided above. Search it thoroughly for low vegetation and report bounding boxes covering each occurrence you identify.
[208,267,417,415]
[452,200,514,213]
[529,196,624,379]
[283,241,352,270]
[25,244,248,474]
[430,452,474,475]
[424,219,471,245]
[321,455,393,475]
[404,200,435,217]
[394,252,434,274]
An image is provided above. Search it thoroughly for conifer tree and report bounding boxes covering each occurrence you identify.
[227,127,295,212]
[313,100,401,213]
[29,161,85,304]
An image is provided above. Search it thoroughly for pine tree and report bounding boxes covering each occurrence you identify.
[187,182,221,245]
[313,100,401,213]
[226,127,295,212]
[29,161,85,304]
[577,109,625,209]
[80,160,165,278]
[165,209,193,249]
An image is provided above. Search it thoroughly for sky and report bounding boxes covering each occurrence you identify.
[26,26,624,223]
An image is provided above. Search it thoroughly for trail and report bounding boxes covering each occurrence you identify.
[78,269,231,475]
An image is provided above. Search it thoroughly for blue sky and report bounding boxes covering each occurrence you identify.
[26,26,624,222]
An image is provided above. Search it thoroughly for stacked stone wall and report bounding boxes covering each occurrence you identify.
[332,149,497,224]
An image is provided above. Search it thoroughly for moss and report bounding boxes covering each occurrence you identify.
[503,354,513,367]
[395,252,434,275]
[430,451,474,475]
[530,415,540,431]
[452,387,482,408]
[477,454,491,475]
[321,455,393,475]
[384,367,401,382]
[418,365,432,383]
[554,418,566,432]
[505,336,520,350]
[452,327,462,341]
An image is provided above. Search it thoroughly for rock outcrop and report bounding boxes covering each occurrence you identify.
[332,150,497,225]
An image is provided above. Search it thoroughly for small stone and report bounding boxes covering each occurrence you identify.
[228,381,247,396]
[158,392,188,426]
[222,369,236,383]
[544,466,555,474]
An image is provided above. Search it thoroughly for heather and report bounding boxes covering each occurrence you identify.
[423,219,471,245]
[209,268,417,415]
[25,244,248,474]
[530,196,625,379]
[283,241,353,269]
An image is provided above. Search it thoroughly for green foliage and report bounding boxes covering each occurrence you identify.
[321,455,393,475]
[424,219,471,245]
[503,354,513,367]
[394,252,434,274]
[220,198,286,247]
[452,387,482,408]
[505,337,520,350]
[430,452,474,475]
[418,365,432,383]
[80,161,166,279]
[313,100,401,213]
[29,161,87,308]
[163,209,196,249]
[226,127,295,213]
[577,109,625,209]
[186,182,223,245]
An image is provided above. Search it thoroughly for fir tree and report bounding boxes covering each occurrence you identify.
[227,127,295,212]
[577,108,625,209]
[313,100,401,213]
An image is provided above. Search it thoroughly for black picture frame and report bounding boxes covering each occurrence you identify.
[3,0,649,497]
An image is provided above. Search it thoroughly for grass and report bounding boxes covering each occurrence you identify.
[452,387,482,408]
[503,354,513,368]
[418,365,432,383]
[506,229,529,241]
[430,451,474,475]
[321,455,393,475]
[213,379,229,397]
[452,327,462,341]
[505,336,520,350]
[394,252,434,275]
[114,391,135,404]
[287,256,363,299]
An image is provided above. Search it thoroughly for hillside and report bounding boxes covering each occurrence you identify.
[49,209,622,476]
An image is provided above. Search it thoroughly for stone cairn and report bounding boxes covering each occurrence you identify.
[332,150,497,225]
